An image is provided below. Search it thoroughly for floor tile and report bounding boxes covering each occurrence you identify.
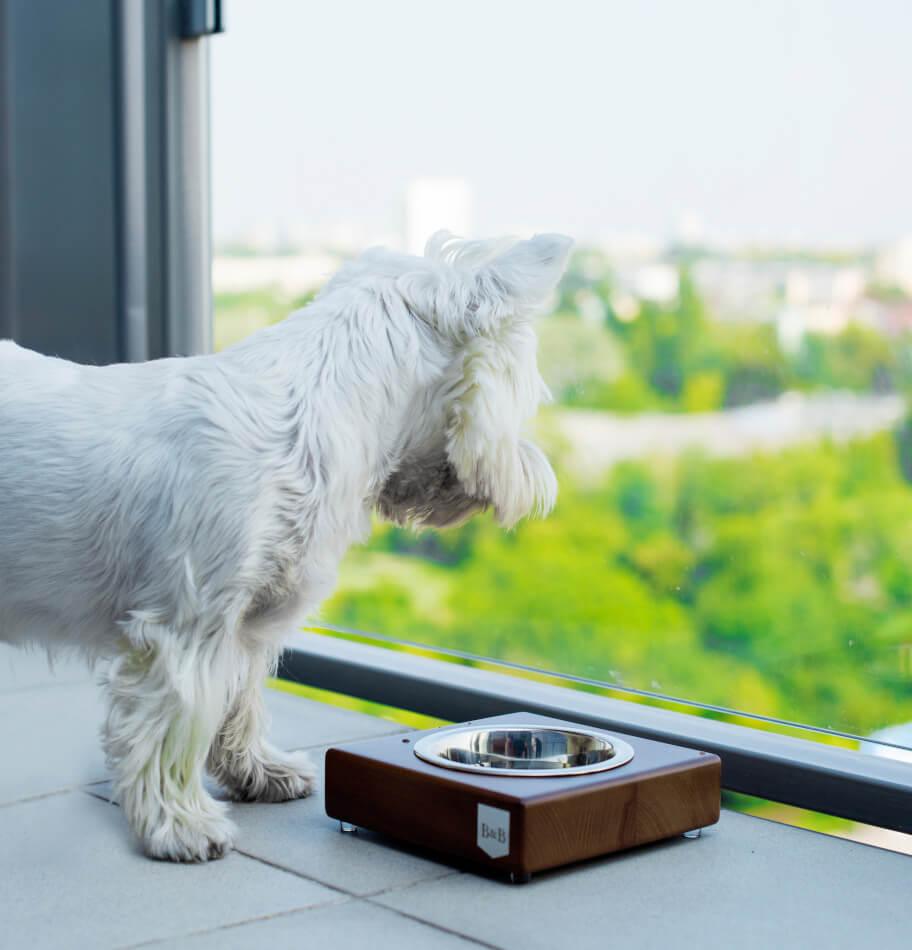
[0,680,108,805]
[0,643,92,692]
[163,898,483,950]
[375,811,912,950]
[217,747,459,897]
[84,763,455,900]
[77,719,445,898]
[0,792,342,950]
[263,689,407,750]
[0,662,399,808]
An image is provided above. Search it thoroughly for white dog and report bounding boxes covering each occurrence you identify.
[0,232,571,861]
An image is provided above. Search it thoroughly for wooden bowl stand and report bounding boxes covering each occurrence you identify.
[325,711,721,882]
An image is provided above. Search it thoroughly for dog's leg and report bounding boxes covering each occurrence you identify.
[102,636,236,862]
[207,646,316,803]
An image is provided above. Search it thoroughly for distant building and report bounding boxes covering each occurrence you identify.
[776,265,866,349]
[405,178,472,255]
[633,264,679,303]
[692,258,788,324]
[612,263,679,305]
[876,237,912,295]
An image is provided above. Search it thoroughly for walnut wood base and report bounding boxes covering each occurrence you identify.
[324,712,721,880]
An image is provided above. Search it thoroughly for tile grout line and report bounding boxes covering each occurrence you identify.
[361,867,463,898]
[0,782,109,810]
[232,845,362,897]
[363,898,507,950]
[232,844,468,910]
[0,675,96,697]
[116,891,504,950]
[286,726,410,752]
[113,898,355,950]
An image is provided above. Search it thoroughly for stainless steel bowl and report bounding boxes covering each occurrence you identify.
[413,724,635,777]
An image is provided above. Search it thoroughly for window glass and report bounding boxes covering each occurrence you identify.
[212,0,912,760]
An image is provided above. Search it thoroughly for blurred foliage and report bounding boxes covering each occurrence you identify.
[268,678,448,730]
[792,324,895,393]
[214,288,315,351]
[215,255,912,739]
[324,433,912,737]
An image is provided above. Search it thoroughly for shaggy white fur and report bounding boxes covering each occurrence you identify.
[0,232,571,861]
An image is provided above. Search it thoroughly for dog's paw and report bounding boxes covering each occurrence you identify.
[143,810,236,863]
[228,749,317,804]
[261,750,317,802]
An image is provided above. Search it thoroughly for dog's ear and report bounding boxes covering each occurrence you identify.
[428,235,569,528]
[444,320,558,529]
[398,233,573,340]
[465,233,574,331]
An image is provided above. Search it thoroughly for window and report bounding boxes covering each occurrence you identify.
[211,0,912,768]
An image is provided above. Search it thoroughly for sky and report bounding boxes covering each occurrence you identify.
[211,0,912,249]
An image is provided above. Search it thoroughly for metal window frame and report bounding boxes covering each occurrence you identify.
[117,0,215,360]
[279,630,912,835]
[0,0,10,341]
[0,0,215,362]
[0,0,122,361]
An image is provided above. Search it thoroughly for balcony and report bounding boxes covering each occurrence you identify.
[3,4,912,947]
[3,642,909,950]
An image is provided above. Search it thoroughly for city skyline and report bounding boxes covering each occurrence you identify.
[212,0,912,250]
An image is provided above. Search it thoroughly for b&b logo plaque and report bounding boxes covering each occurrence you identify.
[476,803,510,858]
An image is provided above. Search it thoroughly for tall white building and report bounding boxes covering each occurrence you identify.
[405,178,472,255]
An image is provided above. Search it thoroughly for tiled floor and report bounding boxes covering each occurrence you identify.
[2,643,911,950]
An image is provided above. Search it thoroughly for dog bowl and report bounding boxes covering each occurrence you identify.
[413,723,635,776]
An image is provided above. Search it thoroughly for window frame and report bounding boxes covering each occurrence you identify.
[0,0,213,361]
[279,629,912,834]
